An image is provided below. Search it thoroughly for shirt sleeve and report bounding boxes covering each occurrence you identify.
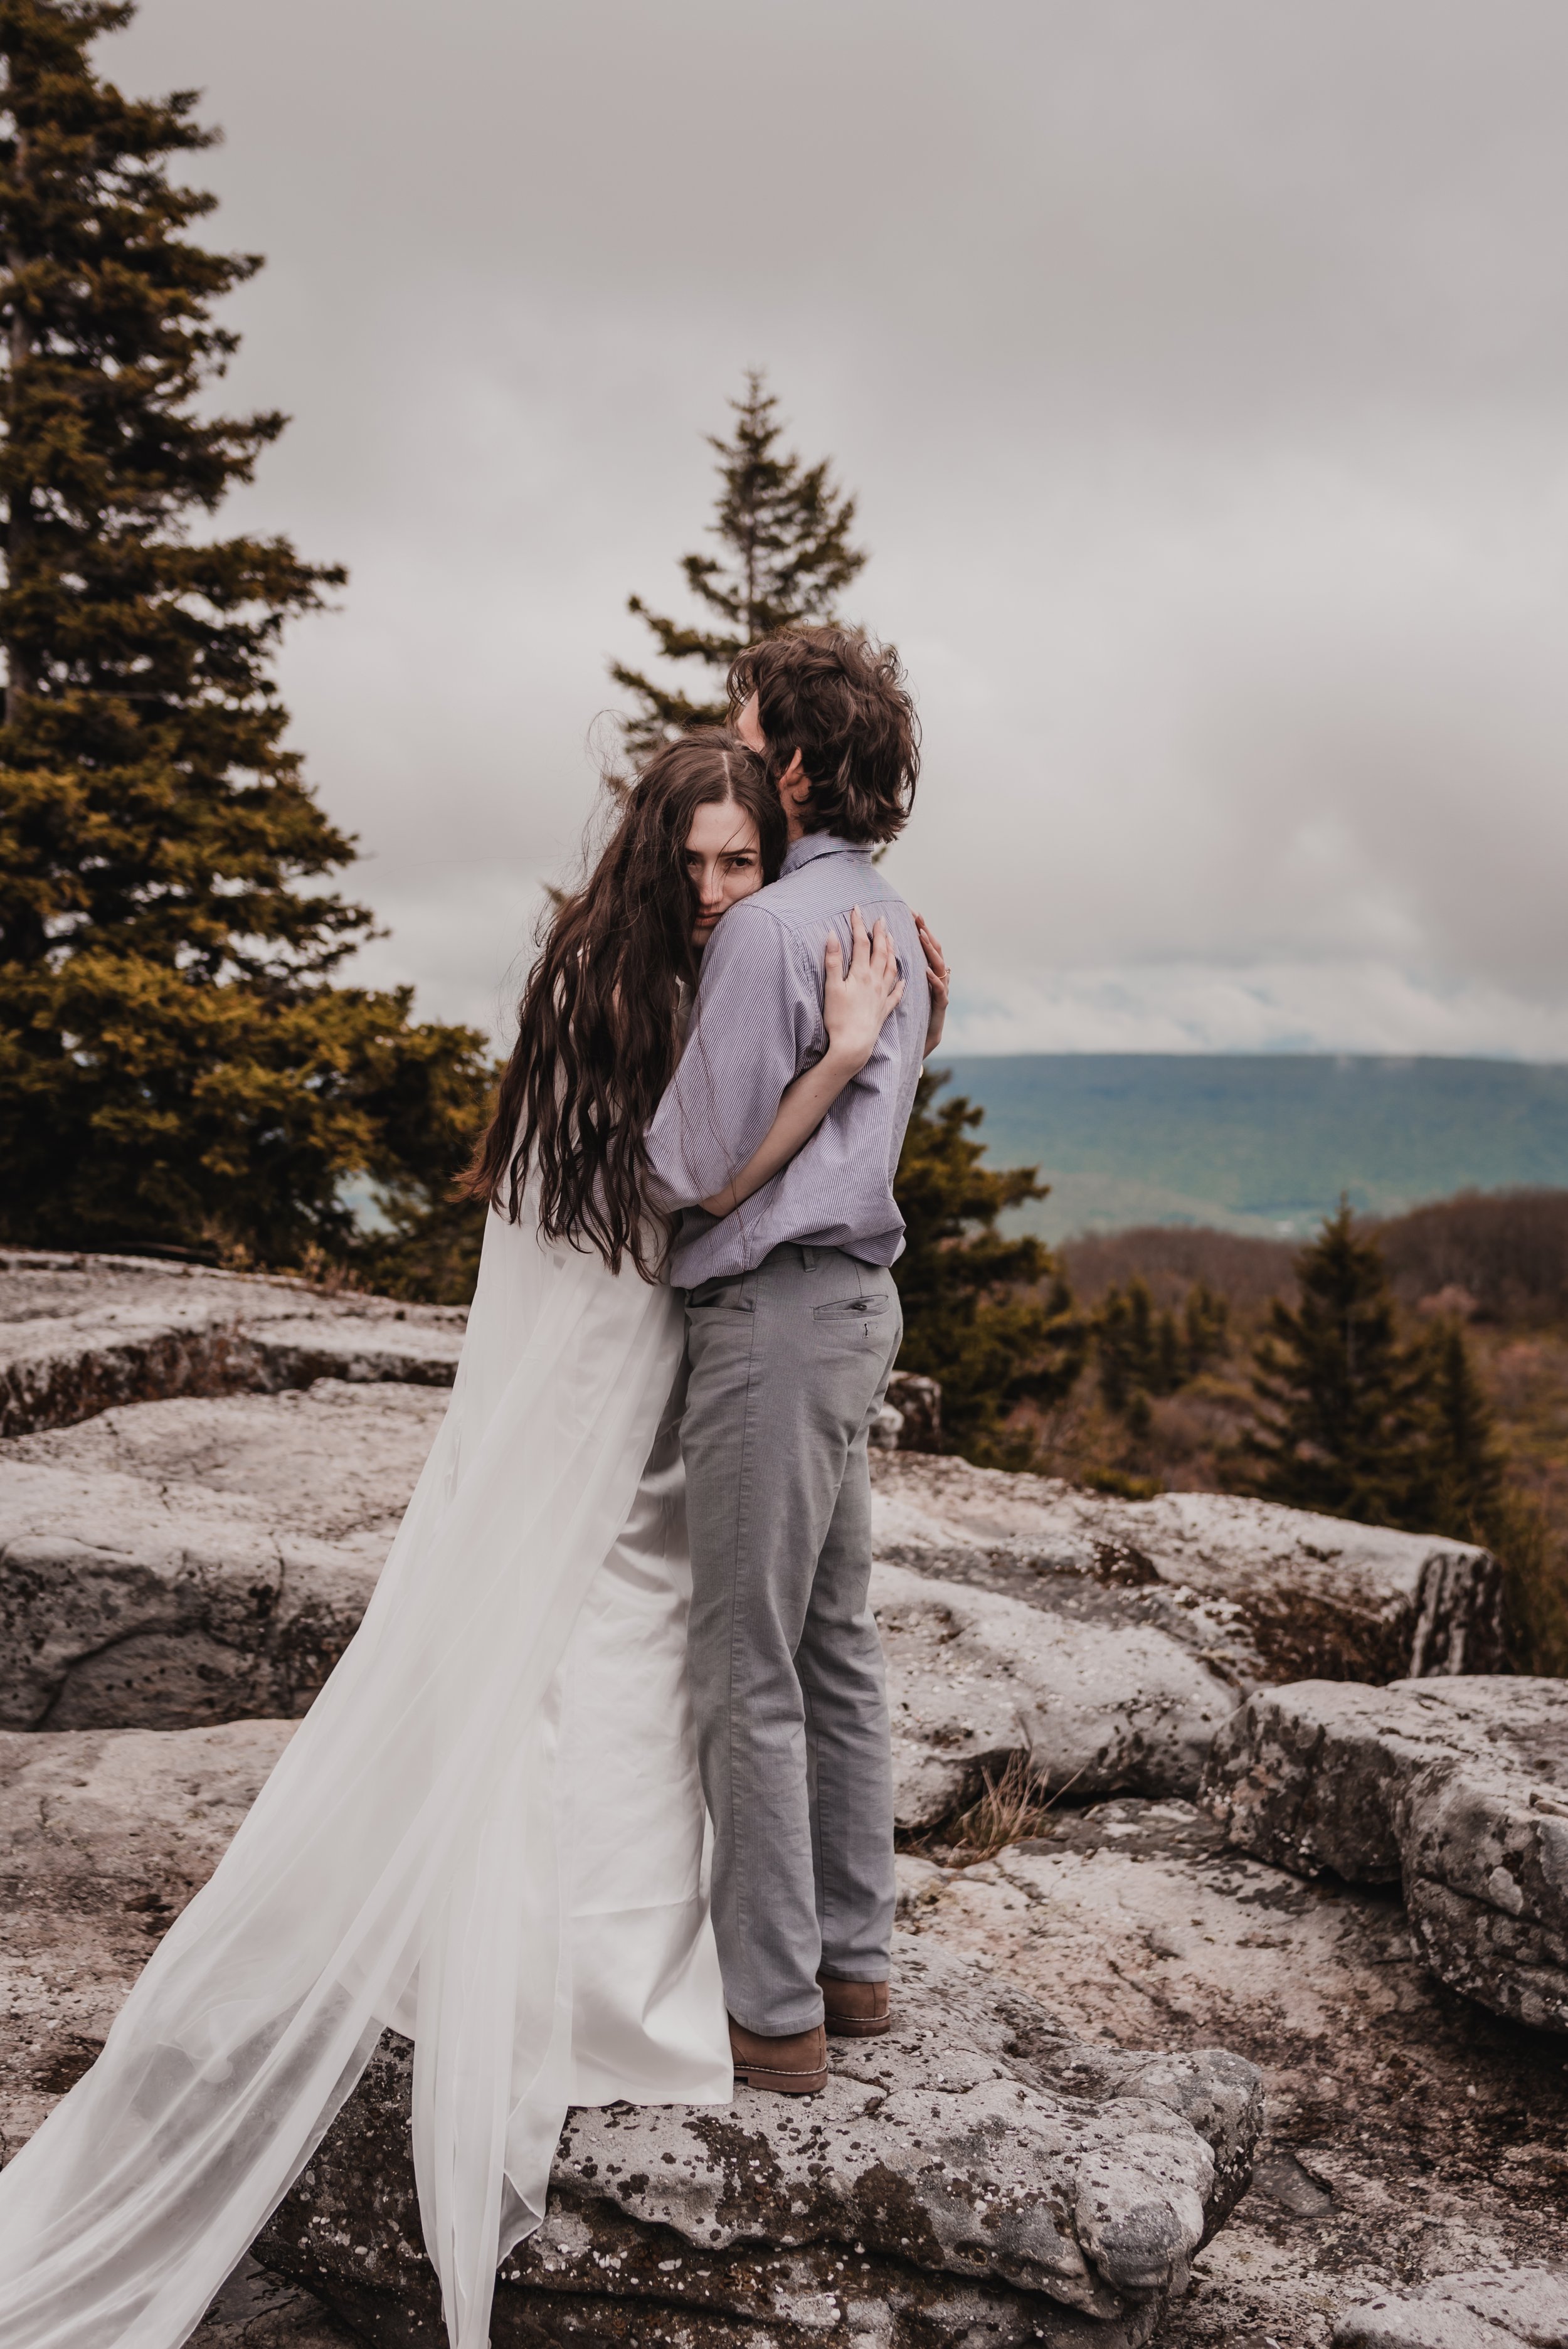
[645,905,822,1209]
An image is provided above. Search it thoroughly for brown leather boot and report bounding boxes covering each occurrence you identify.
[728,2016,828,2094]
[817,1975,891,2038]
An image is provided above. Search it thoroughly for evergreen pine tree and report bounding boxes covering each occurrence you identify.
[1241,1201,1433,1522]
[1091,1278,1188,1414]
[1153,1305,1184,1396]
[1405,1318,1562,1673]
[892,1071,1086,1465]
[1419,1317,1508,1540]
[1184,1280,1230,1375]
[1123,1281,1157,1391]
[0,1,491,1267]
[611,371,866,755]
[1092,1286,1135,1414]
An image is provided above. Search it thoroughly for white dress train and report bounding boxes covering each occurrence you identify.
[0,1202,732,2349]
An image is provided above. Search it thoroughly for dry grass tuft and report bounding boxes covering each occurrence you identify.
[940,1752,1087,1862]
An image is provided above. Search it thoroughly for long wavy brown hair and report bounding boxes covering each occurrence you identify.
[466,732,783,1277]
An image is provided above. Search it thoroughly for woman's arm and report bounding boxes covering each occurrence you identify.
[698,906,904,1218]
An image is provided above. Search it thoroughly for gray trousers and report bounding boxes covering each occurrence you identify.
[681,1244,902,2037]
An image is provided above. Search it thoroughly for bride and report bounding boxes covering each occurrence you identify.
[0,730,912,2349]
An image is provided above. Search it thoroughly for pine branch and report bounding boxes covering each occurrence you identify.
[611,368,868,753]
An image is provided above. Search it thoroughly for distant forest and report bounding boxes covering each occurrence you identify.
[1041,1188,1568,1677]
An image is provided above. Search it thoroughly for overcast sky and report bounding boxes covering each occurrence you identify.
[114,0,1568,1058]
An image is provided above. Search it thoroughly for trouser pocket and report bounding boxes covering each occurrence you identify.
[811,1286,894,1346]
[686,1276,755,1313]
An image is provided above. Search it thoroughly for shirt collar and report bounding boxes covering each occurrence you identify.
[781,832,867,876]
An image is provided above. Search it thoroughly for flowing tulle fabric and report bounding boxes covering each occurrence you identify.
[0,1201,694,2349]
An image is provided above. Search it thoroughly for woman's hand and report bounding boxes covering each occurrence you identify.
[914,913,950,1056]
[697,908,903,1218]
[824,906,904,1075]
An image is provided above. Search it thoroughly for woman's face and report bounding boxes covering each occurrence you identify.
[686,798,764,948]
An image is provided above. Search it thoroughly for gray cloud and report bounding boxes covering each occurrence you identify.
[116,0,1568,1052]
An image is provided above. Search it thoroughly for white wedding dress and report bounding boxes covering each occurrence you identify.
[0,1199,732,2349]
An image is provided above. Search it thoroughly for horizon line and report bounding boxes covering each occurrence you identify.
[938,1047,1568,1067]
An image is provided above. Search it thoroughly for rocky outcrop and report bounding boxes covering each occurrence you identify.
[6,1251,1558,2346]
[192,2257,356,2349]
[0,1723,1263,2348]
[869,1456,1508,1829]
[872,1453,1505,1682]
[875,1561,1241,1827]
[0,1370,1280,1828]
[0,1718,294,2153]
[1,1351,1510,1837]
[0,1384,1343,1828]
[254,1937,1261,2349]
[897,1796,1568,2349]
[2,1254,1510,1811]
[1200,1677,1568,2034]
[1332,2268,1568,2348]
[0,1384,446,1727]
[871,1370,943,1453]
[3,1651,1559,2345]
[0,1249,464,1439]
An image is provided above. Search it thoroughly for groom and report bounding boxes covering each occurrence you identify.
[646,627,930,2094]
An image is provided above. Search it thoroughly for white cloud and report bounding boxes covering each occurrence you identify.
[112,0,1568,1058]
[942,962,1568,1061]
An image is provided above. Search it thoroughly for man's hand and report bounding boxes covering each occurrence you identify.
[823,906,904,1075]
[914,913,949,1057]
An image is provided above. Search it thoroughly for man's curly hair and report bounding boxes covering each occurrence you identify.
[728,625,919,846]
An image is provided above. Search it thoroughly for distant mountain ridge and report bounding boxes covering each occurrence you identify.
[935,1054,1568,1243]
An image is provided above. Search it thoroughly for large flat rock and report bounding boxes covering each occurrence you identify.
[1333,2268,1568,2348]
[3,1253,1505,1697]
[1200,1677,1568,2035]
[0,1249,464,1438]
[0,1719,1262,2349]
[0,1718,294,2155]
[0,1383,447,1728]
[3,1377,1510,1840]
[5,1717,1562,2348]
[0,1386,1262,1825]
[191,2259,356,2349]
[254,1938,1261,2349]
[871,1453,1505,1681]
[875,1561,1240,1827]
[0,1254,1510,1842]
[898,1797,1568,2349]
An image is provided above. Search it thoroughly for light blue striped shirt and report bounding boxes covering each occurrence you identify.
[646,834,930,1286]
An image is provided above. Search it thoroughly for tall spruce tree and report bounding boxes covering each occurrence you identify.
[1241,1201,1436,1524]
[1419,1317,1508,1540]
[611,371,866,755]
[892,1071,1086,1466]
[0,0,490,1266]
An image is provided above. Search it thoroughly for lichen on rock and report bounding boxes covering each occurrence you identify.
[254,1939,1261,2349]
